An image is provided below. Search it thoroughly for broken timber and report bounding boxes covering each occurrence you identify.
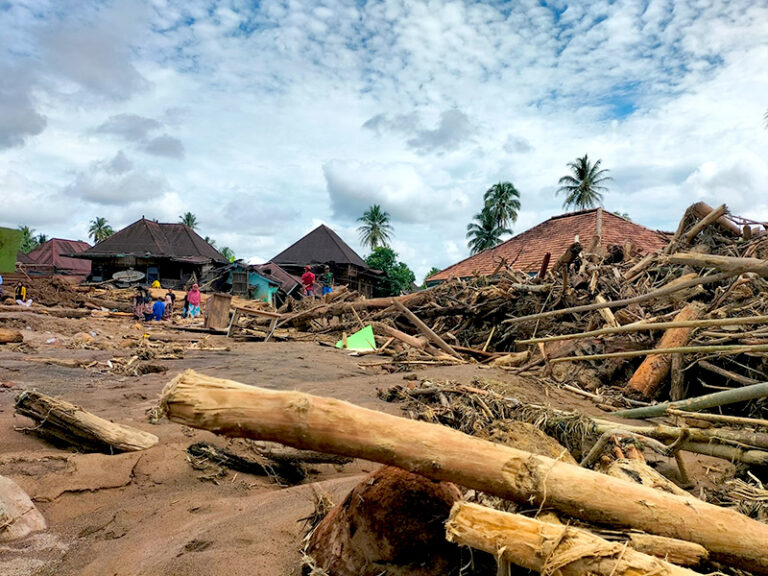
[159,370,768,574]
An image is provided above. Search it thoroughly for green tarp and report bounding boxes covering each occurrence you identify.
[335,325,377,351]
[0,228,23,273]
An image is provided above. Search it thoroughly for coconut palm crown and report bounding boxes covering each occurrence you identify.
[357,204,394,250]
[556,154,611,211]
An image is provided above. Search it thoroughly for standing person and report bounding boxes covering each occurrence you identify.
[301,265,316,299]
[182,293,190,318]
[163,289,175,320]
[152,296,166,321]
[0,273,4,299]
[321,265,334,296]
[15,282,32,307]
[132,288,145,320]
[187,283,202,318]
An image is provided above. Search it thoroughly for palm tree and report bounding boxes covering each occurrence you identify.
[357,204,394,250]
[88,217,114,243]
[18,225,38,253]
[483,181,521,230]
[180,212,199,230]
[220,246,235,262]
[556,154,611,210]
[466,206,511,255]
[35,234,48,245]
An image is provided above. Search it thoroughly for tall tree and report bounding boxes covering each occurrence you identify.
[35,234,48,245]
[88,217,114,243]
[365,246,415,296]
[357,204,393,250]
[483,181,521,230]
[466,206,511,255]
[220,246,235,262]
[18,226,38,253]
[180,212,199,230]
[556,154,611,210]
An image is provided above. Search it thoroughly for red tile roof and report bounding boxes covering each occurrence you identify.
[429,209,669,281]
[26,238,92,276]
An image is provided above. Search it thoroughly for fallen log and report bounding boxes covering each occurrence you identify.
[159,370,768,573]
[612,380,768,419]
[667,253,768,276]
[626,304,702,398]
[15,390,158,453]
[445,502,704,576]
[626,534,708,567]
[0,329,23,344]
[549,343,768,364]
[392,299,461,359]
[666,408,768,428]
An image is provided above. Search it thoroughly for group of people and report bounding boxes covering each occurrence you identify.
[131,282,202,322]
[0,275,33,307]
[301,264,333,299]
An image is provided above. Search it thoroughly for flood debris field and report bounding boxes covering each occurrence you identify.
[3,202,768,576]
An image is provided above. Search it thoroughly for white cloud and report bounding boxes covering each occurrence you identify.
[95,114,162,141]
[143,134,185,159]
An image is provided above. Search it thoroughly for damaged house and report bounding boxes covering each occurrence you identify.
[76,218,228,287]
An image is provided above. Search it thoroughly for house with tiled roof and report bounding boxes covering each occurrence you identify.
[272,224,381,297]
[76,218,227,286]
[26,238,92,280]
[428,208,669,283]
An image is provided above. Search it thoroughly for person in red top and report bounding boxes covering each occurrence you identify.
[301,265,316,299]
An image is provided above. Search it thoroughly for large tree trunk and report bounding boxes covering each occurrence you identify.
[445,502,703,576]
[159,370,768,574]
[15,390,159,453]
[625,303,702,398]
[0,329,23,344]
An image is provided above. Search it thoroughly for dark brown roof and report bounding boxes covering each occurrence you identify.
[272,224,369,268]
[250,261,302,294]
[81,218,227,263]
[27,238,92,276]
[16,250,36,265]
[430,209,669,281]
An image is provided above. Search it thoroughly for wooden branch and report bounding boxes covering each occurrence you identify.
[627,534,708,567]
[682,203,727,244]
[504,270,735,326]
[611,380,768,419]
[517,314,768,345]
[445,502,704,576]
[623,253,656,281]
[392,299,461,359]
[667,253,768,276]
[626,304,702,398]
[595,294,619,328]
[159,370,768,574]
[0,329,23,344]
[666,408,768,429]
[697,360,760,386]
[549,343,768,364]
[15,390,158,452]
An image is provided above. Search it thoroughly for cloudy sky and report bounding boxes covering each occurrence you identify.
[1,0,767,280]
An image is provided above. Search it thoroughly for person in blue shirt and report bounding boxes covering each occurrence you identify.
[151,296,166,321]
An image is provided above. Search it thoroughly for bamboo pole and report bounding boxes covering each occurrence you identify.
[392,299,461,359]
[516,315,768,345]
[611,381,768,419]
[549,343,768,364]
[667,408,768,429]
[504,270,735,326]
[445,502,704,576]
[667,253,768,276]
[160,370,768,573]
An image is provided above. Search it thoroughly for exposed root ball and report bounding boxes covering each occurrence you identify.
[305,466,462,576]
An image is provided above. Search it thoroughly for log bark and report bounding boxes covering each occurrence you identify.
[626,304,702,398]
[15,390,158,452]
[392,299,461,359]
[667,253,768,276]
[0,329,23,344]
[445,502,704,576]
[627,534,708,567]
[159,370,768,574]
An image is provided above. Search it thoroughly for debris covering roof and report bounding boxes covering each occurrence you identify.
[250,261,302,294]
[80,218,227,263]
[26,238,92,275]
[272,224,369,268]
[430,209,670,281]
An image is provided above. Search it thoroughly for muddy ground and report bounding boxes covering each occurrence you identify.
[0,309,731,576]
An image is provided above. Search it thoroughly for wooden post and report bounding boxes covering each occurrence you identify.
[445,502,704,576]
[159,370,768,574]
[626,304,702,399]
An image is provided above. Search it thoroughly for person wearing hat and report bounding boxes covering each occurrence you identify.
[320,265,334,296]
[301,265,316,299]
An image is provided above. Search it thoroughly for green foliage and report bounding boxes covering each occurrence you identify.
[357,204,393,250]
[180,212,199,230]
[466,206,511,255]
[220,246,236,263]
[365,246,416,297]
[88,217,114,243]
[18,225,38,253]
[483,181,521,230]
[35,234,48,245]
[204,236,216,248]
[557,154,611,210]
[612,211,632,221]
[423,267,441,287]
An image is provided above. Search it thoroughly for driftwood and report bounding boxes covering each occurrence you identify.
[392,299,461,359]
[15,390,158,453]
[0,329,23,344]
[626,534,708,567]
[667,408,768,428]
[159,370,768,573]
[445,502,703,576]
[626,304,702,398]
[186,441,306,484]
[549,343,768,364]
[612,381,768,419]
